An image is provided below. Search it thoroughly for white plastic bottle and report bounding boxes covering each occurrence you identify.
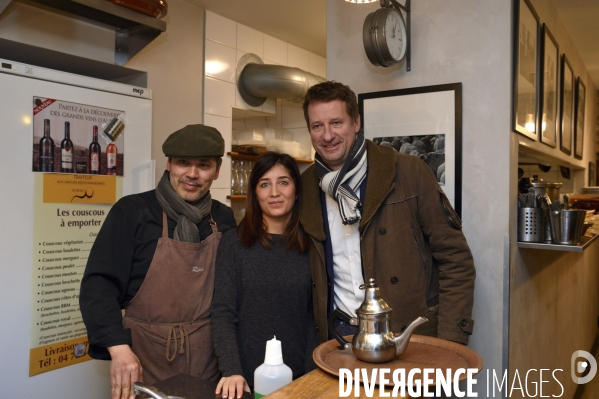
[253,336,293,398]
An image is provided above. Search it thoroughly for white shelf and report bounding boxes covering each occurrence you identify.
[1,0,166,66]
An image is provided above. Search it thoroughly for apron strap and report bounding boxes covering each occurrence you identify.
[166,323,191,374]
[162,212,169,239]
[209,213,218,234]
[163,211,218,238]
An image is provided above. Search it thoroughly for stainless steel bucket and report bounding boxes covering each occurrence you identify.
[549,209,586,245]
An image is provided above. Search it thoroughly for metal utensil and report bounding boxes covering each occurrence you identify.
[526,192,535,207]
[563,194,569,210]
[518,193,527,208]
[133,382,186,399]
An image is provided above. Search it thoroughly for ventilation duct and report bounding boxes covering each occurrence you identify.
[236,53,326,107]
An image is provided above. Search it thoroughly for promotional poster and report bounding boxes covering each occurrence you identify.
[32,97,125,176]
[29,173,121,376]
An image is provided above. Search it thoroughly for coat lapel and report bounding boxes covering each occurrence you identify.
[359,141,397,231]
[300,164,326,241]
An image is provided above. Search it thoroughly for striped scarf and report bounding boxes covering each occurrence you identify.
[315,134,367,225]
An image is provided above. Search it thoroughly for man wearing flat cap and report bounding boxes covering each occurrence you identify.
[80,125,236,399]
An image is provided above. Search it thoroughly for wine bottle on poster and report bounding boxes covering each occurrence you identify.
[61,121,74,173]
[106,141,117,175]
[89,125,102,175]
[39,118,55,172]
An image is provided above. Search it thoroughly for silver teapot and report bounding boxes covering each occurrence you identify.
[328,278,428,363]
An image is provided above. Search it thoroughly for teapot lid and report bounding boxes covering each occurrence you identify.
[356,278,392,315]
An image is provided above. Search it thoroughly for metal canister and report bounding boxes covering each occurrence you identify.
[544,182,562,202]
[528,180,561,201]
[549,209,586,245]
[102,115,125,142]
[518,207,543,242]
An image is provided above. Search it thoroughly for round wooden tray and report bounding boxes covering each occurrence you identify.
[313,334,483,384]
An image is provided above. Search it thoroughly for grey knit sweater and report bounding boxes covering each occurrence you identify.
[211,229,318,388]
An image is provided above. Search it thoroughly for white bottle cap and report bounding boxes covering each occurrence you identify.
[264,336,283,366]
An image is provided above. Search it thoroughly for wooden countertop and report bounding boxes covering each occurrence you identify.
[265,369,411,399]
[150,370,407,398]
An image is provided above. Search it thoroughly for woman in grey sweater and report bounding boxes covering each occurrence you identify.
[212,152,318,399]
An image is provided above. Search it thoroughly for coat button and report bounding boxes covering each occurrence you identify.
[379,227,386,235]
[315,326,319,332]
[390,276,398,284]
[312,280,316,288]
[459,318,469,328]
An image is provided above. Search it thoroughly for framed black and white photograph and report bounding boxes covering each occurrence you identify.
[539,24,558,147]
[358,83,462,216]
[513,0,540,139]
[574,77,586,160]
[559,55,574,155]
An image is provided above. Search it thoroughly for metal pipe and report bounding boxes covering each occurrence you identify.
[236,53,325,106]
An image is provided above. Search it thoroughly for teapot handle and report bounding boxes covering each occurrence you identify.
[328,308,354,350]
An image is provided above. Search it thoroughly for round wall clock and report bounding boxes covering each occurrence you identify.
[363,6,407,67]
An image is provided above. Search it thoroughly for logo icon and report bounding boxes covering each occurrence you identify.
[571,350,597,384]
[192,267,203,273]
[133,88,144,96]
[73,343,87,358]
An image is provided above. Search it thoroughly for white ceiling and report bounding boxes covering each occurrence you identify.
[550,0,599,89]
[183,0,327,57]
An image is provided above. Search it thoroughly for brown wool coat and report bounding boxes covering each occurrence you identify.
[300,141,475,345]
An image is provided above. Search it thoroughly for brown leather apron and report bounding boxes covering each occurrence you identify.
[122,212,221,384]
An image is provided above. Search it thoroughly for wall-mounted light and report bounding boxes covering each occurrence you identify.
[345,0,377,3]
[205,61,228,75]
[541,114,547,132]
[525,114,535,133]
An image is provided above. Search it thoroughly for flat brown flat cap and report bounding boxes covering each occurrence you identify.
[162,124,225,158]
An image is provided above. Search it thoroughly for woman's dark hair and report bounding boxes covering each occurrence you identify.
[239,152,308,252]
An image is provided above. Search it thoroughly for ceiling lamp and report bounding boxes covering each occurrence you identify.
[345,0,377,3]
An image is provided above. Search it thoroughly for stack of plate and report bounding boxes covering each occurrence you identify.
[582,187,599,194]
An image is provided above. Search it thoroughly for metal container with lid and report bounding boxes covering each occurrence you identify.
[328,278,428,363]
[522,175,562,201]
[355,278,393,315]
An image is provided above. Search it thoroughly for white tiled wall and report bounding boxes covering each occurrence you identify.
[204,11,236,47]
[204,40,236,83]
[309,52,327,78]
[230,101,312,159]
[288,45,311,73]
[204,113,233,191]
[204,77,235,117]
[264,35,287,65]
[203,10,326,208]
[236,24,264,57]
[280,101,307,129]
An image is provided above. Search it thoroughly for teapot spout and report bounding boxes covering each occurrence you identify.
[391,316,428,357]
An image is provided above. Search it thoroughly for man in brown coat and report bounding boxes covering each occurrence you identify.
[300,81,475,345]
